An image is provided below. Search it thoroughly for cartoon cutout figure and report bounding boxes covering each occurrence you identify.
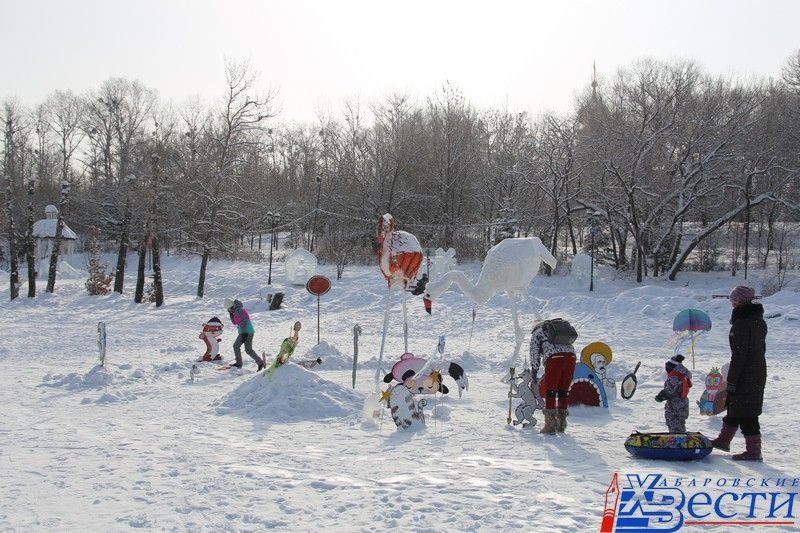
[199,317,224,362]
[563,362,609,408]
[509,368,545,427]
[581,342,616,399]
[697,364,728,415]
[382,352,468,397]
[265,321,302,380]
[387,385,426,430]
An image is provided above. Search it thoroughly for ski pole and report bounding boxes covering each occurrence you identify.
[507,367,515,424]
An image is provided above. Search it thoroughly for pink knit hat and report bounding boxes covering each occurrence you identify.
[729,285,755,307]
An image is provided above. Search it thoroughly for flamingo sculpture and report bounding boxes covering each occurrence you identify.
[375,214,423,389]
[422,237,557,367]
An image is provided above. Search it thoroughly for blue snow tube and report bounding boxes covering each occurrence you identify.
[624,431,712,461]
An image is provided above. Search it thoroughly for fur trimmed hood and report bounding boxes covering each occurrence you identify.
[730,302,764,324]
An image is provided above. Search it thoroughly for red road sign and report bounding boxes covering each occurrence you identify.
[306,275,331,296]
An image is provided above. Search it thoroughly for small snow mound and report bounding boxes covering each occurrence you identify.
[455,350,486,371]
[95,391,137,404]
[158,361,193,372]
[213,363,363,422]
[43,365,115,390]
[42,364,157,395]
[38,260,83,280]
[431,404,451,420]
[159,345,194,355]
[299,341,350,369]
[641,304,656,317]
[117,513,153,529]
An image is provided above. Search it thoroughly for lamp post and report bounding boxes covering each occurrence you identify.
[589,216,601,292]
[590,228,596,292]
[267,211,281,285]
[310,175,322,253]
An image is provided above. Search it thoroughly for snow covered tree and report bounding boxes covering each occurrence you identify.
[479,110,536,248]
[493,197,519,244]
[24,176,36,297]
[2,105,20,300]
[43,179,71,293]
[186,60,276,298]
[86,226,113,295]
[1,54,798,284]
[84,79,154,295]
[135,150,166,306]
[425,84,480,249]
[45,90,84,294]
[783,49,800,95]
[530,114,581,260]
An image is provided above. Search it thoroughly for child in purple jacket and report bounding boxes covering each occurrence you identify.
[224,298,265,370]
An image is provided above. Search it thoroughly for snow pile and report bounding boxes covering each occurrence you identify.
[55,261,85,280]
[299,340,351,370]
[82,390,138,405]
[605,285,697,319]
[213,363,363,422]
[159,344,194,356]
[456,350,491,371]
[41,364,156,405]
[42,364,115,390]
[41,365,146,404]
[431,404,451,420]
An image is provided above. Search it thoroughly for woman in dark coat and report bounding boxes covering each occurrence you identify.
[710,286,767,461]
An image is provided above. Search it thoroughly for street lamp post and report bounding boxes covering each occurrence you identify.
[267,211,281,285]
[589,216,601,292]
[590,229,595,292]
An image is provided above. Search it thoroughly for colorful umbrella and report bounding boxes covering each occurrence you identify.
[672,309,712,370]
[673,309,712,333]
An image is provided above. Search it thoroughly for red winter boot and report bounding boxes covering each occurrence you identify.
[732,434,763,461]
[710,422,737,452]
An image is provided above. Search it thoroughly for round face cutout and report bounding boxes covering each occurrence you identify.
[580,342,613,370]
[590,353,607,374]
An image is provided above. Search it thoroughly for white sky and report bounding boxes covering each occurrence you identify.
[1,0,798,123]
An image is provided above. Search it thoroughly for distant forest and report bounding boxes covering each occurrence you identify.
[2,51,800,300]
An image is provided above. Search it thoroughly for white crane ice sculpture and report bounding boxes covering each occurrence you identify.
[422,237,557,367]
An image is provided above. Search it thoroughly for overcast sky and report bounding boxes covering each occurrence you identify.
[1,0,798,122]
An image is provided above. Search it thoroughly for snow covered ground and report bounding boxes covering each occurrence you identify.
[1,256,798,531]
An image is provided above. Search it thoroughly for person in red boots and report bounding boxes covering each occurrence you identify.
[530,319,577,434]
[710,285,767,461]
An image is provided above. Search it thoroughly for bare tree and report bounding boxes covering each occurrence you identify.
[583,60,698,281]
[86,79,155,294]
[191,60,276,298]
[2,103,22,300]
[425,83,480,248]
[44,90,85,293]
[24,176,36,296]
[783,49,800,95]
[529,114,582,263]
